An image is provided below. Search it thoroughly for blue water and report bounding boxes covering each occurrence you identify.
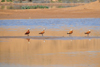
[0,18,100,30]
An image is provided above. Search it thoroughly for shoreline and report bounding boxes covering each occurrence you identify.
[0,18,100,20]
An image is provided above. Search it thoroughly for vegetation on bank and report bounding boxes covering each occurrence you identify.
[1,0,12,2]
[1,0,97,3]
[21,5,49,9]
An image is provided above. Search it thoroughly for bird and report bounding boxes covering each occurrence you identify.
[67,29,73,36]
[39,28,46,36]
[85,30,91,36]
[25,28,30,36]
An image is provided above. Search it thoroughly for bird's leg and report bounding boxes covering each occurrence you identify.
[69,34,71,37]
[27,39,30,44]
[28,34,29,36]
[43,39,45,42]
[42,34,43,36]
[87,34,89,36]
[69,34,70,37]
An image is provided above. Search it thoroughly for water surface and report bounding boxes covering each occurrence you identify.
[0,38,100,67]
[0,18,100,30]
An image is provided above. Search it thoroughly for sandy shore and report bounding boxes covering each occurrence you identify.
[0,1,100,19]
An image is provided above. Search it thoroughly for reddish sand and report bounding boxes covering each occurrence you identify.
[0,1,100,19]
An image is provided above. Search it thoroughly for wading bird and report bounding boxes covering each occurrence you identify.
[39,28,46,36]
[67,29,73,36]
[85,30,91,36]
[25,28,30,36]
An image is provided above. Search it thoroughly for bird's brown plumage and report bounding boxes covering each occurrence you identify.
[67,30,73,34]
[39,30,45,34]
[25,30,30,35]
[85,30,91,34]
[85,30,91,36]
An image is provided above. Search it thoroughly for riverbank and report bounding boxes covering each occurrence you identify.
[0,1,100,19]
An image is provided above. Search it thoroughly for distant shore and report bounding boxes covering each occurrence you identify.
[0,2,85,6]
[0,1,100,19]
[0,9,100,19]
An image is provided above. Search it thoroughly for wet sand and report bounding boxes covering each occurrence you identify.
[0,38,100,67]
[0,28,100,36]
[0,36,100,40]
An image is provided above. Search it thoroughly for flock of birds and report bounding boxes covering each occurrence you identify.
[25,28,91,36]
[25,28,45,36]
[67,29,91,36]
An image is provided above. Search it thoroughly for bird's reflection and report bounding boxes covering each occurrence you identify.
[89,39,91,41]
[70,40,73,41]
[26,38,30,44]
[43,39,46,42]
[26,38,45,43]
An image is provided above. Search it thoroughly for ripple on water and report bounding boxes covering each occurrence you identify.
[0,18,100,31]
